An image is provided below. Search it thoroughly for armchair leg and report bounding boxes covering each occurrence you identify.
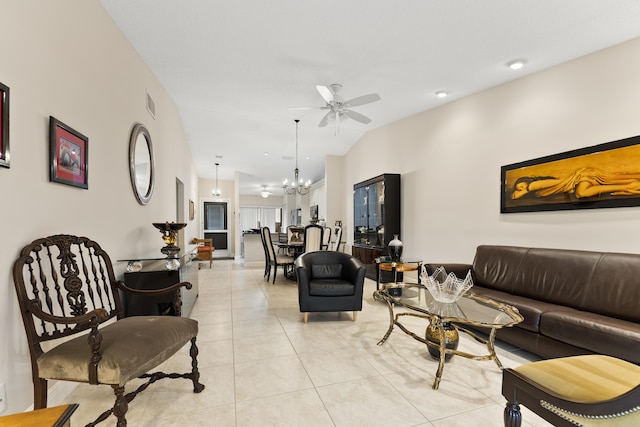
[353,311,358,322]
[303,312,309,323]
[504,402,522,427]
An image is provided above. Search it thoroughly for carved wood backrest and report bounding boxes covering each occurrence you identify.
[12,235,123,354]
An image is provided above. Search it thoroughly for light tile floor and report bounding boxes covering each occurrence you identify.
[67,260,552,426]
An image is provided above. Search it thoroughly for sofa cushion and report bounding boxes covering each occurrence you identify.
[470,287,574,333]
[540,311,640,364]
[473,246,614,312]
[309,279,354,296]
[311,263,343,280]
[582,252,640,323]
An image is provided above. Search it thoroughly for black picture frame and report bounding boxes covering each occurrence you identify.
[501,134,640,213]
[0,81,9,168]
[49,116,89,189]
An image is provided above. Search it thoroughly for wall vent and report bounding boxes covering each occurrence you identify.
[146,91,156,119]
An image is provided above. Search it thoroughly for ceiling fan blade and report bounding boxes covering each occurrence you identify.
[343,109,372,124]
[319,110,335,127]
[343,93,381,108]
[316,85,335,104]
[288,106,324,111]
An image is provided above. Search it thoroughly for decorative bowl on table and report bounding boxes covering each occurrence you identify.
[152,222,187,258]
[420,266,473,303]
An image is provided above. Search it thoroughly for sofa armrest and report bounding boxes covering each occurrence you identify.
[423,263,472,278]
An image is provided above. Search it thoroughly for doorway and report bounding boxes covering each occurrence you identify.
[202,200,229,258]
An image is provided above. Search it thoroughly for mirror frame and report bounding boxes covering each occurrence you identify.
[129,123,155,205]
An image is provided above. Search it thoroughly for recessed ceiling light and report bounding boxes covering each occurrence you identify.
[506,59,527,70]
[435,91,449,98]
[263,152,269,156]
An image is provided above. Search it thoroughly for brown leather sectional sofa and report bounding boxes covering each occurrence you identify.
[425,245,640,364]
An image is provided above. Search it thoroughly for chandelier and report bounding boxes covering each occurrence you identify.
[212,162,221,197]
[283,119,311,195]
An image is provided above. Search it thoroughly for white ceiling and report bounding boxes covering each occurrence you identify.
[98,0,640,196]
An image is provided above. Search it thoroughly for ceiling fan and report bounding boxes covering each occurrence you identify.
[290,84,381,133]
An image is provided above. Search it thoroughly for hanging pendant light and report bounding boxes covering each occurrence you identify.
[212,162,221,197]
[283,119,311,195]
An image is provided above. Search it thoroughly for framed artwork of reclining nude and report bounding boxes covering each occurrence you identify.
[501,134,640,213]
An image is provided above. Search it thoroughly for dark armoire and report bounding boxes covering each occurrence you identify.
[352,173,401,279]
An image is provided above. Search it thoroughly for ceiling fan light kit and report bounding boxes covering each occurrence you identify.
[283,119,311,196]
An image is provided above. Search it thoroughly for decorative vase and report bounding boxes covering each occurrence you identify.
[388,234,403,261]
[425,321,459,361]
[152,221,187,258]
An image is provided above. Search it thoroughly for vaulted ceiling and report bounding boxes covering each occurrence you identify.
[99,0,640,195]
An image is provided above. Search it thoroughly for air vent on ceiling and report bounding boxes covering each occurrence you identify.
[282,155,294,161]
[146,91,155,119]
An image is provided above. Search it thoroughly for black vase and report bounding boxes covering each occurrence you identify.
[425,321,459,361]
[388,234,403,261]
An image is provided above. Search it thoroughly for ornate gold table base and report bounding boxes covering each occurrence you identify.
[375,302,506,390]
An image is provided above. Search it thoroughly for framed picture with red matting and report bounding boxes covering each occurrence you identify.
[0,81,9,168]
[49,116,88,189]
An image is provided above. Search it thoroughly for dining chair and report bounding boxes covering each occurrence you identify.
[262,226,294,283]
[303,224,324,253]
[330,225,343,252]
[322,226,332,250]
[287,225,304,256]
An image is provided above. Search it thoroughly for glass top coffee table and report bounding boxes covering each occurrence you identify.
[373,282,523,390]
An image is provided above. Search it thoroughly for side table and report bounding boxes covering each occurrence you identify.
[375,256,423,291]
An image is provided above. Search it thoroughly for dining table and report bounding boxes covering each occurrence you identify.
[275,241,304,280]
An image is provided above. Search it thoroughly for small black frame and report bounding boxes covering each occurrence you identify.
[0,81,9,168]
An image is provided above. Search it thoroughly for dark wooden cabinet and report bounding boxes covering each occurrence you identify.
[352,173,400,279]
[122,251,199,317]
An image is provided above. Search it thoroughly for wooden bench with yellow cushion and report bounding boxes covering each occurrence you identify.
[192,238,214,268]
[503,355,640,426]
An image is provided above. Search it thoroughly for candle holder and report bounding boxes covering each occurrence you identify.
[152,222,187,259]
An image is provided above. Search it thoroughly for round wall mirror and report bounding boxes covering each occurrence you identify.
[129,123,155,205]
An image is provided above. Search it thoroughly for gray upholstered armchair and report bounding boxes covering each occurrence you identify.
[295,251,366,323]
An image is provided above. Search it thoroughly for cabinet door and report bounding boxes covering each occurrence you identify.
[353,186,368,245]
[368,181,385,246]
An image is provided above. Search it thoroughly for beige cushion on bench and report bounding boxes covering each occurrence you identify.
[38,316,198,386]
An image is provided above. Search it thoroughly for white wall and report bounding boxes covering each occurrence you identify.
[1,1,198,414]
[342,36,640,263]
